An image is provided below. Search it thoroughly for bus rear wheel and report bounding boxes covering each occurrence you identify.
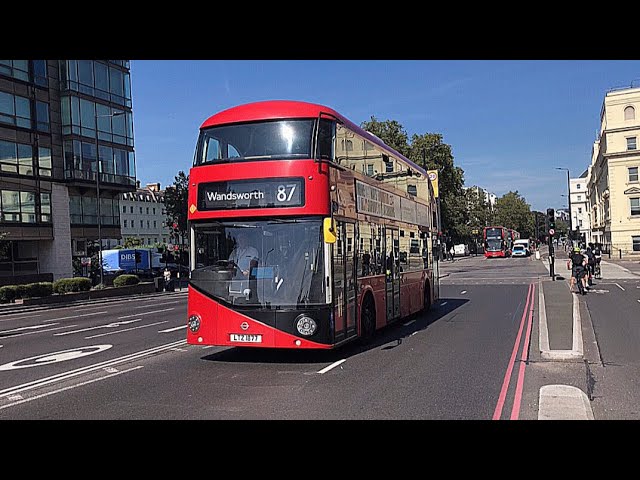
[360,297,376,342]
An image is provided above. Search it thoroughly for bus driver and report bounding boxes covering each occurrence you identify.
[228,232,259,278]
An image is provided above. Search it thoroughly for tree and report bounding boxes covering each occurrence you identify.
[493,191,534,237]
[164,171,189,243]
[123,237,144,248]
[360,117,409,157]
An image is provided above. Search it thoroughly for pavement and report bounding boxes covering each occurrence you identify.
[536,248,640,420]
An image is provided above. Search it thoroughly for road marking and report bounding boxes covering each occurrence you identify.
[403,319,416,326]
[615,283,625,291]
[2,324,79,338]
[440,301,448,306]
[0,366,144,411]
[318,359,346,374]
[49,311,109,321]
[54,319,143,336]
[159,325,186,333]
[117,307,174,319]
[85,321,168,339]
[0,345,113,371]
[0,340,185,398]
[0,313,41,320]
[460,290,467,294]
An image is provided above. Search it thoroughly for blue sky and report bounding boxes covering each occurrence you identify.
[129,60,640,212]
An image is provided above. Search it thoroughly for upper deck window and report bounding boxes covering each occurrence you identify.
[195,119,324,166]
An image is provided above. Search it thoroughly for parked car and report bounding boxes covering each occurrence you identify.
[511,244,528,257]
[454,244,470,257]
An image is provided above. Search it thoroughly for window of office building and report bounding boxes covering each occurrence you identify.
[122,205,126,213]
[0,240,38,276]
[627,137,637,151]
[625,106,635,121]
[69,195,119,225]
[0,91,31,128]
[577,184,581,189]
[633,236,640,252]
[0,60,29,81]
[38,147,52,177]
[0,189,42,223]
[140,220,143,228]
[63,139,135,186]
[35,101,50,132]
[629,167,639,183]
[631,197,640,216]
[40,193,51,222]
[578,207,582,214]
[32,60,47,87]
[0,140,33,175]
[61,60,132,108]
[577,195,581,201]
[407,184,417,196]
[130,206,133,214]
[61,96,134,147]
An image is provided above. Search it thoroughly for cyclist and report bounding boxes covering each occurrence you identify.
[568,246,588,295]
[584,246,596,286]
[593,243,603,278]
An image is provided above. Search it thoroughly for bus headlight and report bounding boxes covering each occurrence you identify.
[188,314,201,333]
[295,315,317,336]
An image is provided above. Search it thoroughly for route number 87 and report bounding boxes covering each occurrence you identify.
[277,184,297,202]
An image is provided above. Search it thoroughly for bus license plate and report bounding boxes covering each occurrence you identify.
[230,334,262,343]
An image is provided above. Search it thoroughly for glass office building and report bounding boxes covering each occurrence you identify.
[0,60,136,285]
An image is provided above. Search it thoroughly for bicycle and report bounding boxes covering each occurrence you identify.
[594,261,602,279]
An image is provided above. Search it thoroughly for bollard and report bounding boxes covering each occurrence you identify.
[620,248,622,259]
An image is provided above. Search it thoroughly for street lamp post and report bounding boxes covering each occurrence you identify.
[95,109,125,285]
[556,167,572,234]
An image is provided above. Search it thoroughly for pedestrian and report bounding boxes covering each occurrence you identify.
[449,245,455,262]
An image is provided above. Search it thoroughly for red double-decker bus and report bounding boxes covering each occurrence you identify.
[483,226,510,258]
[186,100,440,349]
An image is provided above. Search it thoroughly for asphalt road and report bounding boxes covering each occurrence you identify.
[1,252,638,420]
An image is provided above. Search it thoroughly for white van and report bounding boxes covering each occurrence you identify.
[513,239,530,255]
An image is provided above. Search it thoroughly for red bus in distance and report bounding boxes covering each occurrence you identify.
[483,226,510,258]
[186,100,440,350]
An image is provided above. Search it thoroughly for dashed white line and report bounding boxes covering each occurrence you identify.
[615,283,625,291]
[318,359,346,374]
[117,308,174,319]
[460,290,467,294]
[159,325,186,333]
[85,321,168,339]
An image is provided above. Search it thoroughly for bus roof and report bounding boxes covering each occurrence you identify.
[199,100,428,177]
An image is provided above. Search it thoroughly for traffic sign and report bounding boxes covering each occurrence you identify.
[549,228,555,235]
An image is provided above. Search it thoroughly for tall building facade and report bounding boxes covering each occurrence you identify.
[570,171,591,242]
[120,182,170,247]
[587,86,640,255]
[0,60,136,286]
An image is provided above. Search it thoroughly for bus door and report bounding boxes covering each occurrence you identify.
[385,227,400,321]
[332,220,357,342]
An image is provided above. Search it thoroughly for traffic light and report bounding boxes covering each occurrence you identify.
[546,208,555,233]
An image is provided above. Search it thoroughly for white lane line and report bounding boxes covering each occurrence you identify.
[3,324,79,338]
[54,318,144,336]
[0,366,144,411]
[0,313,42,320]
[47,311,109,321]
[85,321,168,339]
[615,283,625,291]
[131,300,183,309]
[159,325,186,333]
[440,301,448,306]
[403,319,416,326]
[318,359,346,374]
[460,290,467,294]
[117,308,174,319]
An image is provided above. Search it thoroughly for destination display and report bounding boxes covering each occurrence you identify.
[198,178,304,210]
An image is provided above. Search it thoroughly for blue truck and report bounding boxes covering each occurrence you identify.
[102,248,163,274]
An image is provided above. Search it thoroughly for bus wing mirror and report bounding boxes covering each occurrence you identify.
[323,217,336,244]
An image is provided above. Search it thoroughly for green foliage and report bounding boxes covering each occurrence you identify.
[360,117,410,156]
[0,285,18,303]
[123,237,144,248]
[164,170,189,244]
[53,277,92,294]
[23,282,53,298]
[113,274,140,287]
[493,191,535,237]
